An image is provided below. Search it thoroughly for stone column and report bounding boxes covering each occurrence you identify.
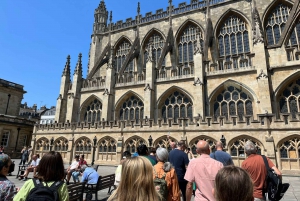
[102,63,115,121]
[253,42,272,114]
[144,60,156,118]
[193,45,205,118]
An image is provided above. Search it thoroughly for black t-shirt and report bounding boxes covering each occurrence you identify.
[168,149,189,182]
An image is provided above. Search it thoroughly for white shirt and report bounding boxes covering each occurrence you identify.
[31,159,39,167]
[70,160,79,170]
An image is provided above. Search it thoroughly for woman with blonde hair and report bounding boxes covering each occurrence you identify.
[214,166,253,201]
[154,148,180,201]
[108,156,160,201]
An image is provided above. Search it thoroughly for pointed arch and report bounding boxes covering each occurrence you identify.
[97,136,117,153]
[189,135,218,150]
[113,35,133,48]
[175,19,205,41]
[153,135,178,152]
[80,95,103,122]
[124,135,147,154]
[74,136,92,152]
[157,86,194,107]
[53,137,68,152]
[262,1,293,46]
[115,90,144,110]
[141,28,166,49]
[214,8,252,37]
[274,71,300,98]
[227,135,265,151]
[157,86,194,122]
[262,0,293,30]
[208,79,257,103]
[276,134,300,148]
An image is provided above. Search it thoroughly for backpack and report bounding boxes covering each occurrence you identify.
[25,178,63,201]
[153,168,168,201]
[261,155,290,201]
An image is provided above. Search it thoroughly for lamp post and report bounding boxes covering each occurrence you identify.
[148,135,153,147]
[15,127,20,151]
[5,94,11,115]
[220,135,226,147]
[50,137,54,151]
[92,136,97,166]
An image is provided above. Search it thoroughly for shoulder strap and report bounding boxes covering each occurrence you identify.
[261,155,270,170]
[153,167,167,179]
[32,178,44,187]
[49,181,63,191]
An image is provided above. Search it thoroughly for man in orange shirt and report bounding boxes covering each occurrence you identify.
[242,140,282,201]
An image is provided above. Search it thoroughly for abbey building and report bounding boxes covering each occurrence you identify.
[33,0,300,174]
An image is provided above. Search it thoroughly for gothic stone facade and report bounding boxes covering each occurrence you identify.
[33,0,300,174]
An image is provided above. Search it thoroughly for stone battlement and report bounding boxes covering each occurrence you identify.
[35,113,300,133]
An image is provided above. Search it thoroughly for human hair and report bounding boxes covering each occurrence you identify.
[244,140,257,155]
[81,154,84,159]
[36,151,65,182]
[177,140,186,148]
[108,157,160,201]
[0,154,11,172]
[215,166,253,201]
[156,148,173,172]
[123,151,131,159]
[137,144,148,156]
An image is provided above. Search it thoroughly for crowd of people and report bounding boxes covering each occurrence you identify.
[0,139,282,201]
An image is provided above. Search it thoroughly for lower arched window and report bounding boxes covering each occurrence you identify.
[213,86,253,121]
[279,79,300,118]
[155,137,177,152]
[278,137,300,170]
[98,138,116,153]
[161,91,193,122]
[125,137,147,154]
[190,138,217,155]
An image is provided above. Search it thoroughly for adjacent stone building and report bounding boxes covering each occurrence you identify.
[0,79,35,158]
[33,0,300,174]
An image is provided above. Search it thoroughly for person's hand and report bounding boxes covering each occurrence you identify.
[16,187,20,192]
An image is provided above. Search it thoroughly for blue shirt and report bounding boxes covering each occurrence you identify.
[210,150,234,166]
[81,167,99,184]
[169,149,189,182]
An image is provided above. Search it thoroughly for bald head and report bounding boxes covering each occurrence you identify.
[196,140,210,155]
[216,141,223,150]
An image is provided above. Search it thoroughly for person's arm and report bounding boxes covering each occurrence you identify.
[59,183,69,201]
[81,171,87,182]
[186,182,193,201]
[272,166,282,179]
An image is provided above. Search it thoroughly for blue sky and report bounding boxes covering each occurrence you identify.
[0,0,185,108]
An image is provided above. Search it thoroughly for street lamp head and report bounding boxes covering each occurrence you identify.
[93,136,97,146]
[220,135,226,147]
[50,137,54,145]
[148,135,153,147]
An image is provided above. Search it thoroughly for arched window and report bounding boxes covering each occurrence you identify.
[119,96,144,123]
[54,138,68,152]
[278,137,300,170]
[98,138,117,153]
[155,137,177,152]
[162,91,193,122]
[125,137,147,154]
[213,86,253,121]
[278,79,300,118]
[266,4,291,45]
[75,138,92,152]
[144,33,165,67]
[35,138,50,152]
[190,138,217,155]
[178,25,203,66]
[218,15,250,69]
[84,99,102,123]
[115,39,134,73]
[230,139,262,157]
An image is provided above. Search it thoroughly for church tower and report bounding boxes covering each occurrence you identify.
[93,0,108,33]
[55,55,71,123]
[88,0,108,75]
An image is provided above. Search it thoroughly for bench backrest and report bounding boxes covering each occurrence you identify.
[97,174,115,190]
[67,182,85,201]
